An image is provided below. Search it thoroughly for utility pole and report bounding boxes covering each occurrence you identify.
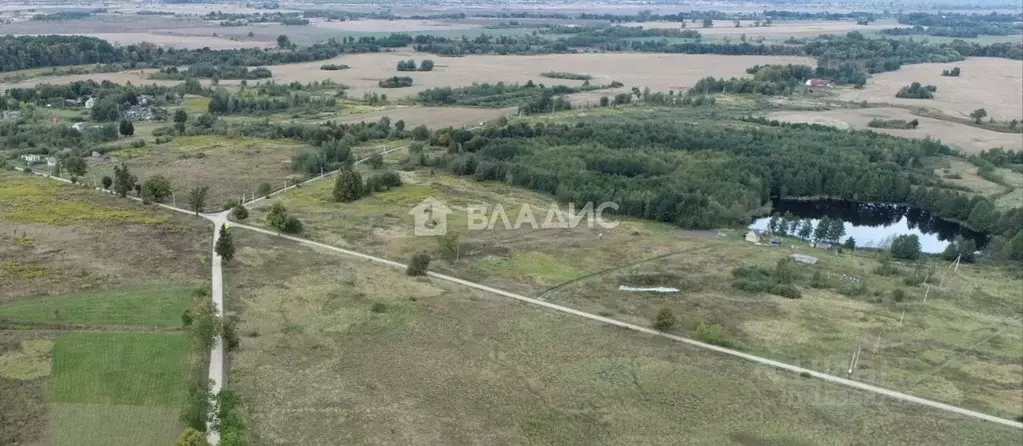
[899,310,906,326]
[873,332,882,353]
[922,285,930,303]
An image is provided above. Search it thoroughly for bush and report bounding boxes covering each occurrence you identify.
[101,175,113,189]
[283,216,303,234]
[257,182,272,197]
[810,270,829,288]
[769,284,802,299]
[320,64,350,70]
[407,253,431,276]
[732,278,772,293]
[892,288,906,302]
[890,235,921,260]
[653,307,676,331]
[371,302,387,313]
[839,281,868,297]
[232,204,249,220]
[379,76,413,88]
[694,320,739,349]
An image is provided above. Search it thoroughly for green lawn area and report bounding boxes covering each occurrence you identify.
[51,403,182,446]
[51,332,189,406]
[0,285,193,327]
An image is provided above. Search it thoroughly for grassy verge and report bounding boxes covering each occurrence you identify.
[0,285,192,327]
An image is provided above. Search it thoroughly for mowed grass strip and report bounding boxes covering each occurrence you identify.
[51,333,188,406]
[0,285,193,327]
[50,403,183,446]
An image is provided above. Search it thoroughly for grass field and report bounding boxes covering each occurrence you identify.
[245,149,1022,420]
[51,403,183,446]
[765,107,1023,154]
[0,285,193,327]
[0,173,208,301]
[51,332,189,406]
[224,230,1021,444]
[86,134,315,209]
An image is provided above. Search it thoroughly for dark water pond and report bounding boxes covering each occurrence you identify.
[748,199,988,254]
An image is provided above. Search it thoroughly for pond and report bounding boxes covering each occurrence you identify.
[748,199,988,254]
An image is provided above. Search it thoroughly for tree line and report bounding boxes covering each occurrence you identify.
[416,80,610,108]
[151,65,273,80]
[206,89,337,115]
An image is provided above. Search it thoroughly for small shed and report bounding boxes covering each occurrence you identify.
[791,253,819,265]
[745,230,762,243]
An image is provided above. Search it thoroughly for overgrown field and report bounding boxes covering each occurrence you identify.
[224,230,1021,444]
[245,146,1022,419]
[0,172,207,445]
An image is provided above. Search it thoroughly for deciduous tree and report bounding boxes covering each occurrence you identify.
[187,185,209,215]
[141,175,173,203]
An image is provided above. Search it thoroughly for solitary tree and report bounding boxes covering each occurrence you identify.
[141,175,173,203]
[119,119,134,137]
[277,34,291,49]
[406,253,431,276]
[970,108,987,124]
[101,175,113,189]
[215,225,235,262]
[63,155,87,180]
[367,153,384,169]
[843,237,856,250]
[112,162,136,197]
[333,169,363,202]
[187,185,210,215]
[411,124,430,140]
[173,109,188,134]
[890,234,922,260]
[266,202,290,234]
[232,204,249,220]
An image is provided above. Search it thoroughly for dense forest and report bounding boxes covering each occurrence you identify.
[882,12,1023,38]
[688,64,814,95]
[206,89,336,115]
[421,109,1021,246]
[151,65,273,80]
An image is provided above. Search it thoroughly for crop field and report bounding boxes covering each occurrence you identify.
[223,230,1021,444]
[86,135,315,209]
[765,107,1023,153]
[259,52,816,99]
[245,156,1023,421]
[835,57,1023,122]
[0,172,206,445]
[633,19,905,40]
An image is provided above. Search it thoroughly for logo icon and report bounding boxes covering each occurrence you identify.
[409,197,453,236]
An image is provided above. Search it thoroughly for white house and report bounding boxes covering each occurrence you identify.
[72,122,86,132]
[21,154,42,163]
[84,98,96,109]
[46,157,58,167]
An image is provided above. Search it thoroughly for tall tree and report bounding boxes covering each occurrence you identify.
[112,162,136,197]
[332,169,363,202]
[890,234,921,260]
[797,219,813,239]
[827,218,846,243]
[215,225,235,262]
[187,185,209,215]
[814,216,832,241]
[970,108,987,124]
[63,155,87,179]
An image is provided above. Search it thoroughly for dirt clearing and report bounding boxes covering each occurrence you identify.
[836,57,1023,122]
[634,19,905,38]
[766,107,1023,153]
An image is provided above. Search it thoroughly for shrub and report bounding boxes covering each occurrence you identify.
[101,175,113,189]
[320,64,350,70]
[732,278,772,293]
[839,281,868,297]
[694,320,739,349]
[799,371,812,378]
[407,253,431,276]
[379,76,413,88]
[653,307,677,331]
[283,216,303,234]
[371,302,387,313]
[232,204,249,220]
[769,284,802,299]
[257,182,272,197]
[892,288,906,302]
[810,270,829,288]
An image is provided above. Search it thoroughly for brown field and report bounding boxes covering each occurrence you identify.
[634,19,905,37]
[263,52,816,99]
[766,107,1023,153]
[336,105,517,129]
[0,69,175,90]
[836,57,1023,122]
[309,18,481,32]
[224,229,1022,445]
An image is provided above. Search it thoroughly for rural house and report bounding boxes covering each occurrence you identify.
[745,230,763,243]
[21,154,41,163]
[804,78,833,88]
